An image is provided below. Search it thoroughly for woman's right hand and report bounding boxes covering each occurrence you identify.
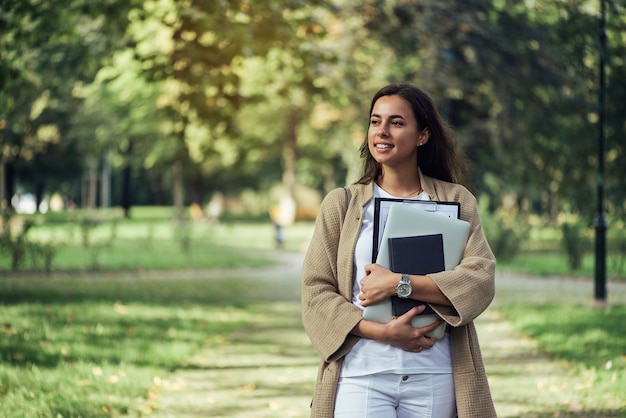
[380,306,443,352]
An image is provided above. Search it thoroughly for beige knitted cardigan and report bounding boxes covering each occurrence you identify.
[301,174,497,418]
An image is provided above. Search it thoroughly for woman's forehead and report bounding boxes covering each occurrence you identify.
[372,95,414,119]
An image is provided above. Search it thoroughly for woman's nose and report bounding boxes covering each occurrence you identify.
[377,123,389,137]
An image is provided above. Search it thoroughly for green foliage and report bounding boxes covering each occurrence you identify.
[608,222,626,278]
[3,0,626,231]
[561,220,590,270]
[24,240,58,273]
[0,208,316,272]
[491,213,625,280]
[172,218,192,253]
[1,0,139,207]
[479,196,529,261]
[499,303,626,410]
[0,224,27,271]
[0,214,60,272]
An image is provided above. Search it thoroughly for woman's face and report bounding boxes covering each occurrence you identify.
[367,94,426,169]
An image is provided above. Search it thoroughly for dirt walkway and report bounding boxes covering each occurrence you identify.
[128,253,625,417]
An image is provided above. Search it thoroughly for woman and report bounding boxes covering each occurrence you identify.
[301,83,496,417]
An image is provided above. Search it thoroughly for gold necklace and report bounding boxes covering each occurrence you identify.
[398,187,423,198]
[377,181,423,198]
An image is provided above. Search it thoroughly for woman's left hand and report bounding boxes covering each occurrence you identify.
[359,263,399,306]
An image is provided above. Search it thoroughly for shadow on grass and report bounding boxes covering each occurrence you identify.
[0,271,306,370]
[0,274,290,306]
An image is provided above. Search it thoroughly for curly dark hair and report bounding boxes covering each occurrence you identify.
[356,83,468,186]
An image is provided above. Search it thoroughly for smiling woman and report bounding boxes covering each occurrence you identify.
[301,83,496,418]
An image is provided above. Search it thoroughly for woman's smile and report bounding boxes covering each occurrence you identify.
[375,142,394,150]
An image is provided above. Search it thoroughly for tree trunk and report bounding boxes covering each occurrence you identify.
[121,164,132,218]
[3,162,16,212]
[87,169,98,210]
[172,159,184,220]
[101,149,111,209]
[120,141,134,218]
[35,181,44,212]
[283,111,299,199]
[153,173,165,205]
[0,160,5,210]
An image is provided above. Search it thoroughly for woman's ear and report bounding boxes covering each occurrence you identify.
[417,128,430,146]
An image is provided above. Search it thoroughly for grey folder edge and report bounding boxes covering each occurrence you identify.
[362,203,471,339]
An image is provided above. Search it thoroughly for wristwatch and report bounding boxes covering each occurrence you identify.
[396,273,412,298]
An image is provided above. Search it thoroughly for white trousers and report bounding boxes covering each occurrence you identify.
[334,373,457,418]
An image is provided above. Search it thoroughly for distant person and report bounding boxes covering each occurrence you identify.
[189,202,203,220]
[269,195,296,248]
[206,192,224,224]
[268,205,283,247]
[301,83,496,417]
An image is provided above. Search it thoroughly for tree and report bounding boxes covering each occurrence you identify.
[127,0,327,217]
[0,0,138,211]
[357,0,618,222]
[236,1,395,200]
[74,49,169,216]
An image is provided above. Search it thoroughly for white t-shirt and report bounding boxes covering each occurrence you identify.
[341,184,453,377]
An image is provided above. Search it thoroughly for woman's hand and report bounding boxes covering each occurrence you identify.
[359,263,398,306]
[351,306,444,352]
[380,307,442,352]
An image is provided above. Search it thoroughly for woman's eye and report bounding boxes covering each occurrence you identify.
[391,120,404,126]
[370,119,380,126]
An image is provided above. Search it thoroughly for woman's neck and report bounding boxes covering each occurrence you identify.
[377,172,422,198]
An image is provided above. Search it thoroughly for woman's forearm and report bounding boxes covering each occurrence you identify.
[410,274,453,306]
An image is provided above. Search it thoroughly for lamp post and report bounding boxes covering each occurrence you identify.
[594,0,608,306]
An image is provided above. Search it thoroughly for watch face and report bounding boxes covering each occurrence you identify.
[397,283,411,297]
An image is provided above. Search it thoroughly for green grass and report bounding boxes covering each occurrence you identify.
[0,271,303,417]
[498,251,626,280]
[499,304,626,369]
[497,303,626,415]
[1,212,315,272]
[1,212,625,416]
[1,211,315,416]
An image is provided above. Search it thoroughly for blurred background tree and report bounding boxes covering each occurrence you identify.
[1,0,624,229]
[1,0,140,210]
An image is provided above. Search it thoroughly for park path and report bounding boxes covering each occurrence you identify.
[127,252,626,418]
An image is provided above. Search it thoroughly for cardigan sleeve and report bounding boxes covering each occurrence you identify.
[301,188,363,362]
[428,188,496,327]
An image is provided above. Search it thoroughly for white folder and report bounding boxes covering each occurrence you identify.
[362,203,471,338]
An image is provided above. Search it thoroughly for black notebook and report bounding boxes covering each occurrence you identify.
[388,234,445,317]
